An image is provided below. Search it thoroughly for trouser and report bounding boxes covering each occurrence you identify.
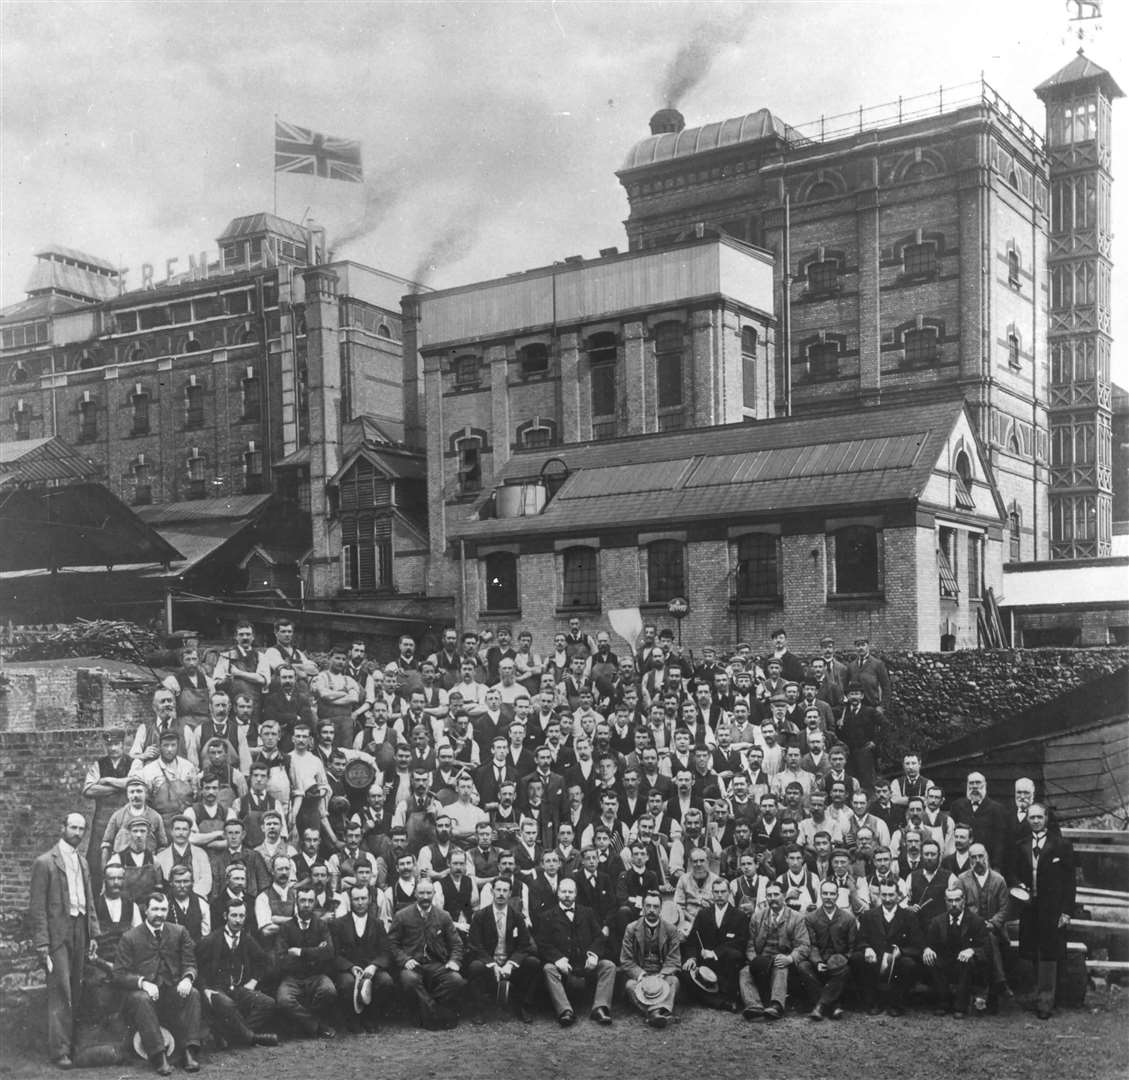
[849,954,923,1008]
[795,959,850,1008]
[929,958,986,1012]
[46,915,87,1061]
[334,968,395,1025]
[624,973,678,1016]
[850,747,877,791]
[740,956,792,1010]
[986,928,1008,987]
[1037,960,1058,1013]
[123,986,203,1059]
[399,962,466,1014]
[467,956,541,1008]
[205,986,276,1045]
[542,959,616,1016]
[275,974,336,1036]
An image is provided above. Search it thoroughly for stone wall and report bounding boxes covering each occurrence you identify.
[874,646,1129,767]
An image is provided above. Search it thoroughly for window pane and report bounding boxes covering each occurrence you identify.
[903,242,936,277]
[654,323,683,408]
[809,341,839,380]
[905,328,939,366]
[591,363,616,421]
[736,534,779,599]
[834,525,879,594]
[485,552,518,610]
[562,546,598,608]
[647,539,684,602]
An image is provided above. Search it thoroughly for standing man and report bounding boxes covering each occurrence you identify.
[83,730,133,891]
[845,637,891,709]
[950,772,1009,869]
[113,891,203,1074]
[29,813,100,1069]
[263,618,319,685]
[1012,803,1075,1020]
[212,621,271,723]
[162,645,214,730]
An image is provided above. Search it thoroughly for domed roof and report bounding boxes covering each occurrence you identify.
[620,108,797,172]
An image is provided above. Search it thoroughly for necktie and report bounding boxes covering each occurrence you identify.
[1033,837,1043,858]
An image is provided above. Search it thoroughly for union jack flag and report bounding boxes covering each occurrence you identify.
[274,119,363,183]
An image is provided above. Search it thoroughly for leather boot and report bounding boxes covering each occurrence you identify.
[152,1051,172,1077]
[183,1046,200,1072]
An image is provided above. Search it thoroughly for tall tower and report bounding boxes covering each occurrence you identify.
[1036,52,1123,558]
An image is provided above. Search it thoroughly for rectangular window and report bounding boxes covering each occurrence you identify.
[561,546,599,608]
[14,408,31,440]
[591,362,617,437]
[968,533,982,601]
[131,394,150,435]
[242,375,261,421]
[832,525,880,595]
[646,539,685,603]
[458,441,482,494]
[654,323,683,411]
[735,534,780,600]
[138,306,170,330]
[809,341,840,380]
[903,242,937,279]
[807,260,840,294]
[484,551,518,611]
[78,400,98,442]
[186,384,204,428]
[904,328,939,366]
[187,455,206,499]
[938,527,959,599]
[225,291,250,316]
[244,449,264,493]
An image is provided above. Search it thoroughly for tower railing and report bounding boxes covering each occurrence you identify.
[785,77,1045,154]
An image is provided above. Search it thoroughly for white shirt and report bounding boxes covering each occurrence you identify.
[56,840,86,915]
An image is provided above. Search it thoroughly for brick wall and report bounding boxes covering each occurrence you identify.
[0,668,154,734]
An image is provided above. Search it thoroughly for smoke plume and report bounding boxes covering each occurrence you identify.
[411,210,482,288]
[659,14,753,109]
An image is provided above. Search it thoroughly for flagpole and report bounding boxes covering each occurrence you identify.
[273,114,278,216]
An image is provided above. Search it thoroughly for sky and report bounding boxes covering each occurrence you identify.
[2,0,1126,383]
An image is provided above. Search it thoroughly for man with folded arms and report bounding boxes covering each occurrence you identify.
[797,880,857,1020]
[535,877,615,1026]
[196,897,278,1049]
[467,877,540,1022]
[332,884,396,1032]
[113,890,203,1074]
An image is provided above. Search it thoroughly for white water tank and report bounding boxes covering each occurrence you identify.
[495,482,547,518]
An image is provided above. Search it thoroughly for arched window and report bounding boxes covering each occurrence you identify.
[516,417,556,449]
[561,546,598,608]
[735,534,780,600]
[832,525,879,595]
[806,180,837,202]
[954,449,975,509]
[807,338,840,380]
[455,435,483,494]
[646,539,685,603]
[242,369,262,421]
[1008,332,1021,369]
[518,343,550,378]
[377,323,392,339]
[185,338,203,353]
[130,456,152,506]
[484,552,519,611]
[9,363,30,385]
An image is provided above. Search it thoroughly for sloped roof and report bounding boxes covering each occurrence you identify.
[217,213,308,244]
[620,108,800,172]
[0,484,182,571]
[154,521,255,573]
[1035,50,1124,100]
[34,245,117,272]
[135,493,273,526]
[0,293,88,322]
[452,398,993,542]
[328,443,427,487]
[0,436,101,487]
[24,258,119,302]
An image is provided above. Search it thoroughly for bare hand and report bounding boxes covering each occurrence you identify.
[923,947,937,968]
[287,947,302,958]
[864,948,877,964]
[957,948,974,963]
[772,954,790,968]
[1058,914,1071,929]
[41,951,53,975]
[556,958,571,974]
[142,980,160,1001]
[176,977,193,998]
[444,960,460,972]
[404,958,419,971]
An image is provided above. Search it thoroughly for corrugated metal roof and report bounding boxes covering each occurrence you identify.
[24,259,119,302]
[135,493,272,526]
[217,213,308,244]
[34,245,118,272]
[0,436,101,486]
[453,398,977,543]
[0,293,88,323]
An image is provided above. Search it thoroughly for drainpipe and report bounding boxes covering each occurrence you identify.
[459,538,468,629]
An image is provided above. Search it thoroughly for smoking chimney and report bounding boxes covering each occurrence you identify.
[649,108,686,135]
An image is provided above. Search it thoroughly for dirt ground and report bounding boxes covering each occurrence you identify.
[3,989,1128,1080]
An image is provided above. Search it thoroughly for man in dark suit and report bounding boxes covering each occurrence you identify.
[332,884,396,1031]
[838,683,880,791]
[113,891,203,1074]
[923,885,990,1016]
[520,745,566,816]
[275,885,337,1038]
[467,877,540,1022]
[29,813,101,1069]
[196,897,278,1049]
[1011,803,1075,1020]
[851,881,924,1016]
[798,880,858,1020]
[474,737,518,812]
[682,877,748,1008]
[387,878,467,1026]
[949,772,1009,870]
[535,878,616,1025]
[574,846,616,927]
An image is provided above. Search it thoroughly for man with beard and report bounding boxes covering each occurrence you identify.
[114,891,203,1074]
[740,880,810,1020]
[275,884,337,1038]
[798,880,857,1020]
[619,891,681,1028]
[388,878,466,1026]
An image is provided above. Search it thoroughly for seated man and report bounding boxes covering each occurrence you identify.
[196,897,278,1050]
[535,878,615,1026]
[387,878,466,1027]
[851,881,924,1016]
[739,880,810,1020]
[466,878,540,1023]
[275,885,337,1039]
[923,886,990,1018]
[797,880,857,1020]
[957,842,1011,1009]
[113,890,203,1075]
[682,877,748,1009]
[619,891,681,1029]
[332,884,396,1032]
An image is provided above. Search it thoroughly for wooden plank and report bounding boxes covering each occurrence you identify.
[1070,919,1129,932]
[1087,960,1129,971]
[1078,887,1129,904]
[1076,844,1129,856]
[1063,829,1129,843]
